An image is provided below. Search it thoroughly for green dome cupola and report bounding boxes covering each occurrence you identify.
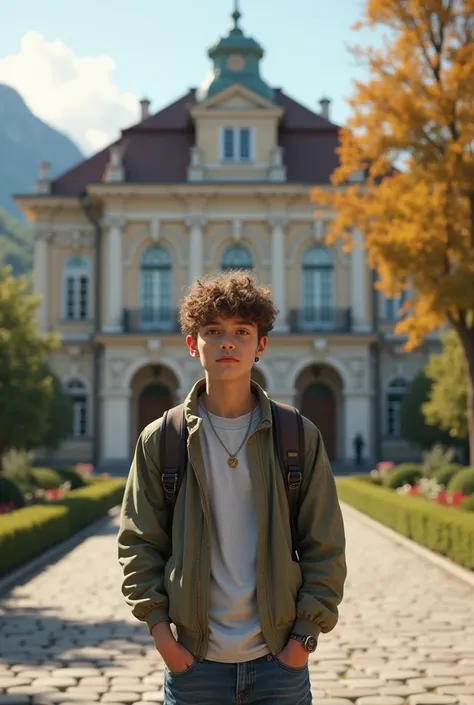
[197,1,275,103]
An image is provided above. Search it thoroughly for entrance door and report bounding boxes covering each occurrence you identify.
[300,383,337,459]
[138,383,173,436]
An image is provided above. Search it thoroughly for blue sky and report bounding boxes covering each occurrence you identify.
[0,0,383,154]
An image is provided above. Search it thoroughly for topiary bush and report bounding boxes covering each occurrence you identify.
[0,476,25,509]
[55,466,86,490]
[448,467,474,496]
[435,464,462,488]
[31,468,65,490]
[385,463,423,490]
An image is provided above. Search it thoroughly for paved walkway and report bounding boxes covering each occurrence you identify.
[1,506,474,705]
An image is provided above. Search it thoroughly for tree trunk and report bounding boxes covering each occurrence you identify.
[454,323,474,467]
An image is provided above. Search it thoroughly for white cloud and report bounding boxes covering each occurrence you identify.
[0,32,139,154]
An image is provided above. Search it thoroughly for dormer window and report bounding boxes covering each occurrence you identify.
[222,127,253,162]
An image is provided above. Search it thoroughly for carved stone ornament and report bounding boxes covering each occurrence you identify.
[312,219,326,242]
[149,218,161,242]
[232,219,243,241]
[270,358,292,379]
[67,346,81,357]
[348,357,365,390]
[105,214,126,231]
[109,358,129,385]
[313,338,327,352]
[147,339,161,352]
[54,231,94,248]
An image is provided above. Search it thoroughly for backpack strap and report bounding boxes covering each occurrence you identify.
[159,404,187,523]
[270,400,305,562]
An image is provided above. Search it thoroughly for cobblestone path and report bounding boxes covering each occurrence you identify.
[0,505,473,705]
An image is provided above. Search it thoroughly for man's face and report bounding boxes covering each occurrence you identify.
[186,315,267,380]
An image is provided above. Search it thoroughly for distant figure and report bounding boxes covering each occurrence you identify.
[353,433,365,466]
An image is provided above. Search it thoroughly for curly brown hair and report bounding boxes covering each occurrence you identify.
[178,271,278,339]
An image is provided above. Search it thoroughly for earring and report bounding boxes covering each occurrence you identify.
[254,357,259,363]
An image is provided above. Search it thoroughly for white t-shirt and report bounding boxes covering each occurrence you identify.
[197,401,270,663]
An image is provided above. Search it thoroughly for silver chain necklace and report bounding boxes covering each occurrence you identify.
[201,400,255,468]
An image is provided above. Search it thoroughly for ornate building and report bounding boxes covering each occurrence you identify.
[16,6,439,471]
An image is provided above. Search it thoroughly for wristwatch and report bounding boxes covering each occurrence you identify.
[289,633,317,652]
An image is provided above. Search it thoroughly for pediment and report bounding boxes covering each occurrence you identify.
[217,95,257,110]
[191,83,282,116]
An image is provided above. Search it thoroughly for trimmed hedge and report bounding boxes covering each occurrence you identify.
[0,478,126,577]
[31,468,65,489]
[337,476,474,570]
[448,467,474,496]
[385,463,422,489]
[55,466,86,490]
[435,465,462,488]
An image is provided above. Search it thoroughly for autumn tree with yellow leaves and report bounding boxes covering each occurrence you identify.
[313,0,474,462]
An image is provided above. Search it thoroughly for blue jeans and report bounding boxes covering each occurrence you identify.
[163,653,312,704]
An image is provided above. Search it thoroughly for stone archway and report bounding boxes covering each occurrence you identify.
[138,383,172,434]
[295,364,344,460]
[130,364,179,444]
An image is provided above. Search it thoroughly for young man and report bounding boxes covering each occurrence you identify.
[118,271,347,705]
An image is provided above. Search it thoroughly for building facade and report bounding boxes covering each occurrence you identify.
[16,8,440,471]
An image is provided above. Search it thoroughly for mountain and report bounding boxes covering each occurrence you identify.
[0,207,33,277]
[0,83,84,220]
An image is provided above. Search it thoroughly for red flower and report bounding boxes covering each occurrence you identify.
[437,490,448,504]
[44,488,65,501]
[0,503,15,514]
[377,461,395,474]
[450,490,465,507]
[409,484,420,496]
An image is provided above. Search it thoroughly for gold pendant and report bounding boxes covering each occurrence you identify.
[228,456,238,468]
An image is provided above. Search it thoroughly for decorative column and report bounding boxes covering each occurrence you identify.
[344,393,373,463]
[33,225,50,332]
[350,229,370,331]
[102,392,131,466]
[344,355,373,463]
[104,215,124,332]
[186,216,205,285]
[270,217,288,332]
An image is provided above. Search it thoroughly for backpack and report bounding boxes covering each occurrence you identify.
[160,400,306,561]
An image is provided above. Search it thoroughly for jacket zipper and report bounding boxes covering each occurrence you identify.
[189,456,210,660]
[256,430,276,651]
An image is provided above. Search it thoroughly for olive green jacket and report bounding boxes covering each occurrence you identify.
[117,379,347,660]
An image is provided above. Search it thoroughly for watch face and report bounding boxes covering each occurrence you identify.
[305,636,317,652]
[227,54,245,72]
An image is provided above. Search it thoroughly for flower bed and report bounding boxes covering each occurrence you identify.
[370,460,474,512]
[336,475,474,570]
[0,453,114,515]
[0,478,126,577]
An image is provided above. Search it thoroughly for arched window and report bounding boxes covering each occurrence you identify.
[63,255,90,321]
[221,244,253,271]
[386,377,408,438]
[140,246,172,329]
[301,246,334,328]
[66,378,88,438]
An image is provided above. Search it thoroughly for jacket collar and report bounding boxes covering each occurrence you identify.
[183,377,273,433]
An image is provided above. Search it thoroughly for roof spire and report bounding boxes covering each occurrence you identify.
[232,0,241,31]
